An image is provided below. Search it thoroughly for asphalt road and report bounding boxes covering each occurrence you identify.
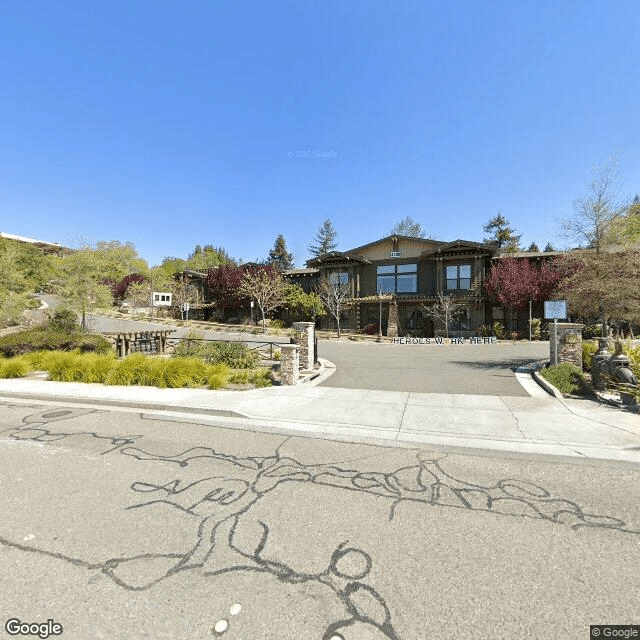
[0,400,638,640]
[319,340,551,396]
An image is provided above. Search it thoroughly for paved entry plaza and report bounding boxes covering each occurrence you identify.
[319,339,551,396]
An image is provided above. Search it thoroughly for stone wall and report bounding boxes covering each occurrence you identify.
[293,322,315,370]
[549,322,584,368]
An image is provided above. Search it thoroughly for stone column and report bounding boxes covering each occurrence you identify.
[387,299,399,338]
[293,322,315,370]
[280,344,300,385]
[550,322,584,368]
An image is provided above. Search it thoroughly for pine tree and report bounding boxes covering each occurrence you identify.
[527,242,540,252]
[389,216,427,238]
[308,219,338,257]
[268,234,294,270]
[483,213,522,251]
[544,242,555,252]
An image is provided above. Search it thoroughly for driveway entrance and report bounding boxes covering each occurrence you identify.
[319,340,550,396]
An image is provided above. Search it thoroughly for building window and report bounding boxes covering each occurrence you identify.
[446,264,471,290]
[328,271,349,285]
[377,264,417,293]
[451,307,470,332]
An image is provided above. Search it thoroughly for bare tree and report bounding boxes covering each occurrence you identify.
[317,274,352,338]
[560,157,625,252]
[422,293,464,338]
[238,267,288,333]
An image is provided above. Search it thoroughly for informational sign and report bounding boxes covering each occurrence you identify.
[393,336,497,345]
[182,302,190,312]
[544,300,567,320]
[151,292,172,307]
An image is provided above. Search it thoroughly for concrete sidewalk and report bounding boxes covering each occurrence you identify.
[0,369,638,463]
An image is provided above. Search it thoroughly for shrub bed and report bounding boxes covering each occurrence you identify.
[173,339,260,369]
[0,350,273,390]
[0,328,112,357]
[540,363,587,395]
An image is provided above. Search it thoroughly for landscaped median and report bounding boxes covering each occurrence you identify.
[0,350,272,389]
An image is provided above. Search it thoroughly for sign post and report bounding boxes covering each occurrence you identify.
[544,300,568,367]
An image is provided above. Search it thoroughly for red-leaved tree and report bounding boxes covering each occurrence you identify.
[205,264,279,318]
[484,257,563,329]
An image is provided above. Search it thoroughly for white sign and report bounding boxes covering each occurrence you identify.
[152,292,172,307]
[182,302,190,312]
[544,300,567,320]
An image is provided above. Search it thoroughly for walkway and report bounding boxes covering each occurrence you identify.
[0,372,638,463]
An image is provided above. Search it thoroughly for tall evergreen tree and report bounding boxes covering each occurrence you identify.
[389,216,427,238]
[527,242,540,252]
[308,219,338,257]
[268,233,294,270]
[483,213,522,251]
[544,242,555,252]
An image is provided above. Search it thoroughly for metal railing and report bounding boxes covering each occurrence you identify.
[166,336,293,360]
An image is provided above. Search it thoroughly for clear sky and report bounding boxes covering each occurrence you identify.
[1,0,639,267]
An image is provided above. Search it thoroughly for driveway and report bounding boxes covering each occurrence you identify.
[319,340,551,396]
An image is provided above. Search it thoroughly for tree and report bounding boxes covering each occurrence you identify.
[205,265,249,314]
[268,234,294,270]
[557,249,640,337]
[607,196,640,247]
[560,157,625,252]
[185,244,233,271]
[527,242,540,252]
[316,274,351,338]
[544,242,555,252]
[484,257,563,330]
[53,248,114,330]
[422,293,464,338]
[309,219,338,257]
[389,216,427,238]
[238,266,288,333]
[283,284,325,322]
[483,213,522,251]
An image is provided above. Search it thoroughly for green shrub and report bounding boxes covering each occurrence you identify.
[529,318,541,340]
[0,328,112,357]
[0,356,31,378]
[174,339,260,369]
[540,363,586,395]
[269,319,285,329]
[229,367,272,387]
[582,340,598,372]
[273,350,281,361]
[492,322,506,339]
[47,307,79,334]
[622,342,640,379]
[582,324,603,340]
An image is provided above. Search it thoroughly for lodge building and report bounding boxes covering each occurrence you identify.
[292,234,560,337]
[179,234,561,337]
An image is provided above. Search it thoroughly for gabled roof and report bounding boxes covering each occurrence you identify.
[421,239,497,257]
[284,268,319,275]
[306,251,370,267]
[346,234,446,255]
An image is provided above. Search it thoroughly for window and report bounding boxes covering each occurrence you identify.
[376,264,417,293]
[451,307,470,332]
[446,264,471,290]
[328,271,349,285]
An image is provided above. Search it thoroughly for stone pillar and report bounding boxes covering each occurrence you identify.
[387,299,399,338]
[293,322,315,370]
[550,322,584,368]
[280,344,300,385]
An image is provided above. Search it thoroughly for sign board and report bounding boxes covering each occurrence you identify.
[152,292,172,307]
[544,300,567,320]
[182,302,190,312]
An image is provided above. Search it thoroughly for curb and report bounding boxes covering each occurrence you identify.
[532,367,564,399]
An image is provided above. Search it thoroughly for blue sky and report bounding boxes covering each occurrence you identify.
[1,0,639,267]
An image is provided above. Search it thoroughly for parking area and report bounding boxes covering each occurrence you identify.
[319,340,551,396]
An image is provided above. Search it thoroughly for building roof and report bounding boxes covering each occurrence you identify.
[494,250,564,259]
[421,239,497,257]
[1,231,66,253]
[306,251,371,267]
[344,234,446,255]
[284,268,320,275]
